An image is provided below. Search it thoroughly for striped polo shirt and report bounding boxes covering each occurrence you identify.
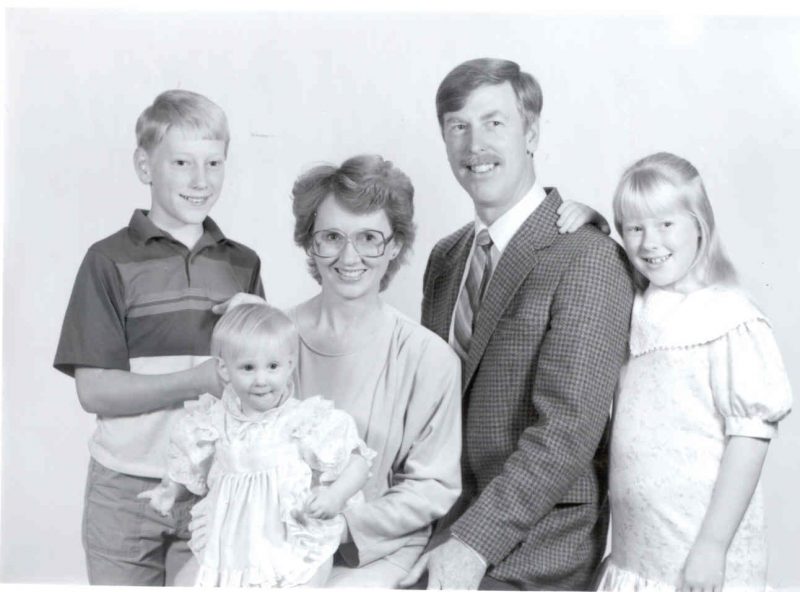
[54,210,264,477]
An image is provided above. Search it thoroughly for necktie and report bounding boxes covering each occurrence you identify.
[453,229,494,360]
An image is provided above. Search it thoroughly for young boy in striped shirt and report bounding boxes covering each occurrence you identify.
[54,90,264,585]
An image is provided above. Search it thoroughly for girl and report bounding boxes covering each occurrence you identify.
[139,303,374,587]
[588,152,792,591]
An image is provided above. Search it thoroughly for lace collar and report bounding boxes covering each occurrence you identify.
[629,285,766,357]
[220,382,297,424]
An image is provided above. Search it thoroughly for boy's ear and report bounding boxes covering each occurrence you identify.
[133,148,152,185]
[216,357,230,384]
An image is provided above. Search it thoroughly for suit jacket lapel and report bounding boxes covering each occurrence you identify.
[463,188,564,388]
[428,225,473,343]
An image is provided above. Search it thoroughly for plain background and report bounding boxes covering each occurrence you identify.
[2,8,799,586]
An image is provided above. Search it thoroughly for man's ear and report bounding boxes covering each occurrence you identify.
[216,357,230,384]
[133,147,152,185]
[525,119,540,156]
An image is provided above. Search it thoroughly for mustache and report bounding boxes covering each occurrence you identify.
[461,154,501,167]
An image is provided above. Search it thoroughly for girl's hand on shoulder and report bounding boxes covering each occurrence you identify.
[556,200,611,235]
[679,538,726,592]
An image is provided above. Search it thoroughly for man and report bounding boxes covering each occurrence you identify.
[405,58,634,590]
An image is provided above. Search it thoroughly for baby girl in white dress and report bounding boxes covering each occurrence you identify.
[139,303,374,587]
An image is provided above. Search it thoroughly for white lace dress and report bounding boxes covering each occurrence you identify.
[598,285,792,591]
[167,387,374,587]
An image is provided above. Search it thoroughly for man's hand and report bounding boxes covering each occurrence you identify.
[211,293,267,315]
[679,538,726,592]
[556,200,611,235]
[400,537,487,589]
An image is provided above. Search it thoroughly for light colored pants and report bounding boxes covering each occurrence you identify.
[82,458,197,585]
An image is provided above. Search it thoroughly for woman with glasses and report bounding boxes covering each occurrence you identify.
[290,154,461,587]
[205,155,462,587]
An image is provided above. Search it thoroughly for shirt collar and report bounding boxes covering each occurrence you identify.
[128,209,227,246]
[473,180,547,254]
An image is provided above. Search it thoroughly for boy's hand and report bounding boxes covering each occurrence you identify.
[195,359,224,398]
[679,539,726,592]
[211,293,267,315]
[556,200,611,235]
[304,486,347,520]
[138,479,181,516]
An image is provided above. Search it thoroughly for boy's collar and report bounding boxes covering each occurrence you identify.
[128,209,228,245]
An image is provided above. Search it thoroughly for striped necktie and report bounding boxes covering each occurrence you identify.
[452,228,494,360]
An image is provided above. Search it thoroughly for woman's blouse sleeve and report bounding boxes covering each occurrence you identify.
[710,318,792,439]
[166,394,221,495]
[342,337,462,566]
[295,397,375,482]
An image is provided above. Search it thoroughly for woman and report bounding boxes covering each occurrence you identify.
[208,155,462,587]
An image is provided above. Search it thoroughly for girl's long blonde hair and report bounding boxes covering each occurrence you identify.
[612,152,737,291]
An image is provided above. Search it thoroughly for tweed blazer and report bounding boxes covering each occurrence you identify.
[421,188,634,589]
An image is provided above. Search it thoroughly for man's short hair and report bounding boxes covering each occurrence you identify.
[135,89,230,154]
[435,58,543,130]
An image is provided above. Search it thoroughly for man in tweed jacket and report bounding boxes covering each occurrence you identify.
[405,59,634,590]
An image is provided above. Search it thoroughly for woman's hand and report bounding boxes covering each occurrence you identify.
[211,293,267,315]
[679,538,726,592]
[556,200,611,235]
[304,486,347,520]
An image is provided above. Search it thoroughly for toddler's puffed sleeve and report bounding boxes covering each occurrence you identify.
[710,318,792,439]
[295,397,375,483]
[166,394,221,495]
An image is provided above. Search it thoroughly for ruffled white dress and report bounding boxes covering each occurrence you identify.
[167,387,375,587]
[598,285,792,592]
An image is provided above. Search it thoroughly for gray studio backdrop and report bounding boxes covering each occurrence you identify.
[3,9,799,586]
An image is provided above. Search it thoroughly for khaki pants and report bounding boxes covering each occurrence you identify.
[82,458,197,585]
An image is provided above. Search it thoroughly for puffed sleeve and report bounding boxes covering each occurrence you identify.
[294,397,375,483]
[166,394,221,495]
[710,318,793,439]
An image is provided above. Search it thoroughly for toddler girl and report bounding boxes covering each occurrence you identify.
[139,303,374,587]
[590,152,792,591]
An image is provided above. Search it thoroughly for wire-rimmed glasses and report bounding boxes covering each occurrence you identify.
[309,228,394,258]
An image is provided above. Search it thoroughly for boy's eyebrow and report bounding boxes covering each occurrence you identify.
[167,150,226,158]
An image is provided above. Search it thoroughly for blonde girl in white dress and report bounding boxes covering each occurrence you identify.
[588,152,792,592]
[139,303,374,587]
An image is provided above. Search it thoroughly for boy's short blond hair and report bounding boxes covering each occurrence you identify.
[135,89,230,154]
[210,303,298,362]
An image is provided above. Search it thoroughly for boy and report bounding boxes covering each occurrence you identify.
[53,90,264,585]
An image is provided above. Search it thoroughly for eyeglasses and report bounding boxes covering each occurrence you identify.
[309,229,394,258]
